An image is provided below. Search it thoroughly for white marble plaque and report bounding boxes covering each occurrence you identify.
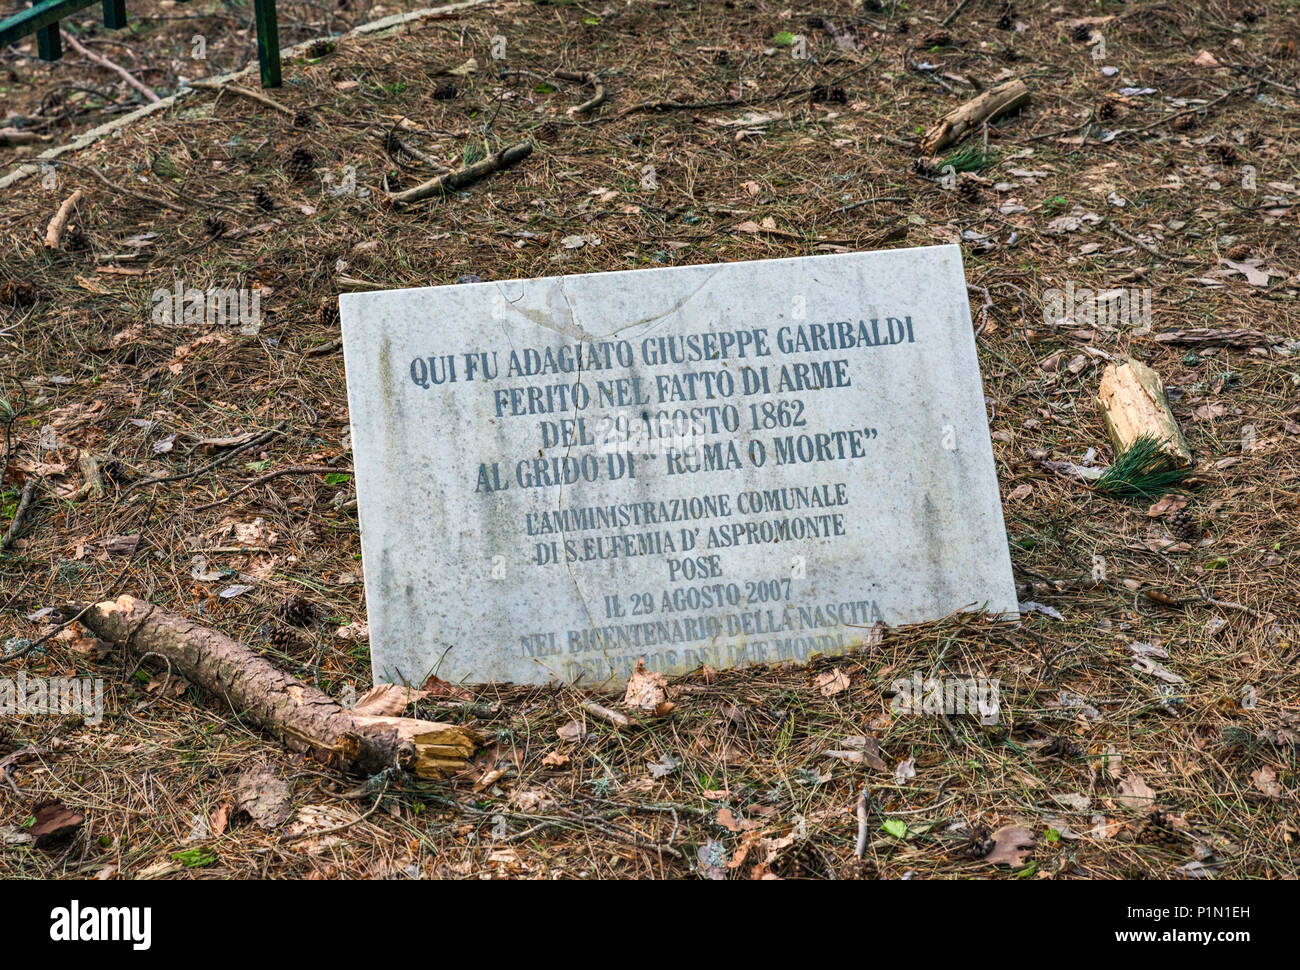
[341,246,1018,686]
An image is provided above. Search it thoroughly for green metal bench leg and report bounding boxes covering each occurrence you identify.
[35,18,60,60]
[253,0,280,88]
[102,0,126,29]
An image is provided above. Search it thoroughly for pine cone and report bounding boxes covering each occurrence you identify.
[204,214,226,238]
[1225,242,1251,261]
[957,824,995,859]
[277,594,316,628]
[1208,143,1238,165]
[810,84,848,105]
[957,177,982,203]
[305,38,334,59]
[1170,508,1198,542]
[912,156,938,179]
[1136,810,1183,849]
[996,8,1014,30]
[285,147,316,181]
[293,111,313,130]
[317,299,340,328]
[1172,112,1198,132]
[433,83,458,101]
[919,28,952,49]
[254,185,276,212]
[266,625,301,652]
[0,279,36,308]
[1097,99,1118,121]
[534,121,558,142]
[1071,23,1093,43]
[64,225,90,252]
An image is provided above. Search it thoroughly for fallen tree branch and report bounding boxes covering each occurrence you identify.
[0,130,46,147]
[192,464,342,512]
[1153,327,1285,348]
[921,78,1031,155]
[1,478,38,552]
[75,595,481,777]
[387,140,533,206]
[556,69,606,117]
[43,188,84,248]
[186,78,297,118]
[47,159,185,213]
[61,29,160,103]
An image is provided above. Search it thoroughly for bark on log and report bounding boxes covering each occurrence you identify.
[1097,360,1192,469]
[76,595,480,777]
[921,78,1031,155]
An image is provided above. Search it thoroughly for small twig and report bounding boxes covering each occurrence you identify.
[834,195,907,213]
[0,746,48,796]
[187,78,297,118]
[123,424,284,493]
[276,778,389,845]
[193,465,343,512]
[1124,84,1248,135]
[580,698,637,729]
[61,29,160,103]
[47,159,185,213]
[377,126,450,172]
[555,69,606,117]
[43,188,84,249]
[387,140,533,206]
[0,130,45,147]
[854,787,870,858]
[1195,586,1273,622]
[303,337,343,357]
[1,478,39,551]
[942,0,974,27]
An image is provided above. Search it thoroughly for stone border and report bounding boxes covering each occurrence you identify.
[0,0,501,191]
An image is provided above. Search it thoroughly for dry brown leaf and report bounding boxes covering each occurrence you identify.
[814,668,850,696]
[209,802,230,837]
[1116,772,1156,810]
[985,824,1034,866]
[1251,766,1282,799]
[350,683,427,716]
[1146,494,1188,517]
[556,719,587,742]
[422,673,472,701]
[623,658,667,709]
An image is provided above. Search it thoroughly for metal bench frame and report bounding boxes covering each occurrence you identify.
[0,0,282,88]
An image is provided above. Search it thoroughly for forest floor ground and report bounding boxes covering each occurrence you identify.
[1,0,1298,879]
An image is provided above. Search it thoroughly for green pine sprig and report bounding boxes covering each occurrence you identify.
[1093,434,1191,501]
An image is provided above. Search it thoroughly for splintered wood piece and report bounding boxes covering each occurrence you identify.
[77,595,481,777]
[921,78,1031,155]
[1097,360,1192,469]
